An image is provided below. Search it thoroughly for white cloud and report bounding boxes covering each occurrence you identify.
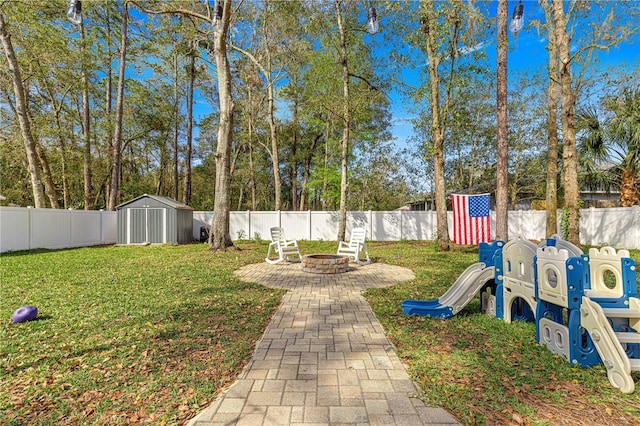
[392,116,417,126]
[421,40,488,67]
[457,41,488,56]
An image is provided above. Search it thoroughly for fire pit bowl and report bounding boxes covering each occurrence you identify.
[302,254,350,274]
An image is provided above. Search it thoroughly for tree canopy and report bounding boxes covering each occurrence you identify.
[2,0,638,225]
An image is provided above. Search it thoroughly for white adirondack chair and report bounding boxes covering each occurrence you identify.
[265,227,302,264]
[337,227,371,265]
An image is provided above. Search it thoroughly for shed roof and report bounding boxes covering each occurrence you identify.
[116,194,194,210]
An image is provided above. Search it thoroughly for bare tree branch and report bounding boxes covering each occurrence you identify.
[348,73,379,91]
[128,1,210,24]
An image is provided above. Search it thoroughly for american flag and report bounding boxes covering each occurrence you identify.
[451,194,491,245]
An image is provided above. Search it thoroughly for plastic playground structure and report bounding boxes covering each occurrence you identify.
[402,235,640,394]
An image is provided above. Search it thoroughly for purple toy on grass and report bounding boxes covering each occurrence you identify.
[11,305,38,323]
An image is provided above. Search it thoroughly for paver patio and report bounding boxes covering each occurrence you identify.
[188,261,460,426]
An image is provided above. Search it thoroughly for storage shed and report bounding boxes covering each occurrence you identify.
[116,195,193,245]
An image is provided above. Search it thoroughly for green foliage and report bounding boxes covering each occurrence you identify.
[560,198,584,239]
[307,163,342,209]
[577,87,640,207]
[0,138,30,207]
[560,205,571,239]
[3,0,639,213]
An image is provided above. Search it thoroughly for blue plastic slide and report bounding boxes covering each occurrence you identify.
[402,263,495,318]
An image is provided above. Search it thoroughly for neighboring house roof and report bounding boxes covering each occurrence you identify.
[116,194,193,210]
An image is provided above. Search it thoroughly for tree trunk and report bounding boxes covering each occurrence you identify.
[210,0,235,251]
[620,169,639,207]
[249,133,257,211]
[510,114,523,210]
[229,38,281,210]
[2,86,59,208]
[467,106,482,192]
[421,1,449,251]
[183,51,195,206]
[542,0,560,237]
[291,87,299,211]
[173,52,180,201]
[107,3,128,211]
[39,82,70,208]
[552,0,580,245]
[81,23,93,210]
[32,127,60,209]
[495,0,509,241]
[104,4,113,208]
[266,62,282,210]
[300,134,320,211]
[23,78,59,209]
[322,118,330,211]
[57,129,71,208]
[0,13,46,208]
[335,0,349,242]
[247,87,257,210]
[156,156,165,195]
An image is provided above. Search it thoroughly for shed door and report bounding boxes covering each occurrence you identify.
[147,209,164,243]
[128,208,146,244]
[127,208,165,244]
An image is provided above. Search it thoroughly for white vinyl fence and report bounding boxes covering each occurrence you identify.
[1,206,638,253]
[193,206,640,250]
[579,207,640,249]
[0,207,116,253]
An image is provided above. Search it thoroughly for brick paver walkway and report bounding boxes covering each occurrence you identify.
[188,261,460,426]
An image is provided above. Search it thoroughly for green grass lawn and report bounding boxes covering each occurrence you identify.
[1,243,283,425]
[1,241,639,425]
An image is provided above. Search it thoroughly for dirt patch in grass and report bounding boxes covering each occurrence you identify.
[414,327,640,426]
[517,384,640,426]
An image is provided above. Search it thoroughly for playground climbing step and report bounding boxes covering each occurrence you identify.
[603,308,640,318]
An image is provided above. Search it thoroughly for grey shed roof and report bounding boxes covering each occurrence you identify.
[116,194,193,210]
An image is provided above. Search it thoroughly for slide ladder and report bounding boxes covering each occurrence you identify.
[580,296,640,394]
